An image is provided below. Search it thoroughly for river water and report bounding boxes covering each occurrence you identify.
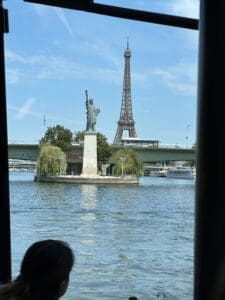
[9,172,195,300]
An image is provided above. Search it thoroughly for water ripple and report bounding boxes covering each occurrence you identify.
[10,173,194,299]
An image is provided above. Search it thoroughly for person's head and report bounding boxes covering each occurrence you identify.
[0,239,74,300]
[89,99,93,105]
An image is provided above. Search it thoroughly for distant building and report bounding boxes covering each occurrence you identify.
[120,138,159,148]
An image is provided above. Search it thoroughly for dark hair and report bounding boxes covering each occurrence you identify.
[0,239,74,300]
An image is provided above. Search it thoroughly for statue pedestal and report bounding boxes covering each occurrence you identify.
[82,132,98,176]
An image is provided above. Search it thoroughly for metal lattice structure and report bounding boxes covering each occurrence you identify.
[113,41,137,145]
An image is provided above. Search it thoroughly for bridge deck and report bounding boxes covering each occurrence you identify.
[8,144,196,163]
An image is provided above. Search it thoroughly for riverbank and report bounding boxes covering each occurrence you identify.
[35,174,139,184]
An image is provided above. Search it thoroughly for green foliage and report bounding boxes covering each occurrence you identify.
[96,132,112,163]
[113,148,143,177]
[74,131,112,164]
[74,131,85,143]
[36,145,67,177]
[40,125,73,153]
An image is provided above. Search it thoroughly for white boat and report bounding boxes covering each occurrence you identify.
[166,167,196,179]
[150,169,167,177]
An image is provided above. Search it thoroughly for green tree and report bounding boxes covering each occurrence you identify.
[74,131,112,164]
[113,148,143,177]
[40,125,73,153]
[74,131,85,143]
[36,145,67,178]
[97,132,112,164]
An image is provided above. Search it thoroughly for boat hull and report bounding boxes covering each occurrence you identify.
[166,168,195,180]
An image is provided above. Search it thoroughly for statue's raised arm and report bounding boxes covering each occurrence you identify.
[85,90,89,108]
[85,90,100,132]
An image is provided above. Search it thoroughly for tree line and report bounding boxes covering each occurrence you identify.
[37,125,143,178]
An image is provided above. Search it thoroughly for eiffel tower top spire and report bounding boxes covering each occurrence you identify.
[113,40,137,145]
[125,36,131,57]
[127,36,129,49]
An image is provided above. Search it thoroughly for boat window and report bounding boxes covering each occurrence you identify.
[5,1,198,299]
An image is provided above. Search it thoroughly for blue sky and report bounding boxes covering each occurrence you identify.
[5,0,199,145]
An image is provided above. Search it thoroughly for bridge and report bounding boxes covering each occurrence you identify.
[8,144,196,164]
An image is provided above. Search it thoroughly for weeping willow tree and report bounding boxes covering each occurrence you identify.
[113,148,143,177]
[36,145,67,178]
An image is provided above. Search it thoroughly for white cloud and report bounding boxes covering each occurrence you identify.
[6,49,197,97]
[6,49,27,63]
[8,102,82,126]
[53,8,73,37]
[87,39,120,67]
[32,4,73,37]
[167,0,199,50]
[6,49,147,86]
[154,62,197,97]
[169,0,199,18]
[16,97,37,119]
[6,69,23,84]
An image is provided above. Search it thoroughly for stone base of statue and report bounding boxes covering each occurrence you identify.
[81,131,98,176]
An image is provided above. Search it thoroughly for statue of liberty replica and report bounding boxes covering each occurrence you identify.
[82,90,100,176]
[85,90,100,132]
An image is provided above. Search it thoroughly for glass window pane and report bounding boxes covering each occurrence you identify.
[96,0,199,18]
[6,1,197,299]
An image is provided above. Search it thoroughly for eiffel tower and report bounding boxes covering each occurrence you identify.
[113,40,137,145]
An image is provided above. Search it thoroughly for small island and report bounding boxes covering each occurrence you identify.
[35,91,142,185]
[36,174,138,184]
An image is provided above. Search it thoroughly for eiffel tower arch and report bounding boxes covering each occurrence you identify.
[113,41,137,145]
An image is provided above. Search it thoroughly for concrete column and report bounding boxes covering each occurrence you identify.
[82,132,98,176]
